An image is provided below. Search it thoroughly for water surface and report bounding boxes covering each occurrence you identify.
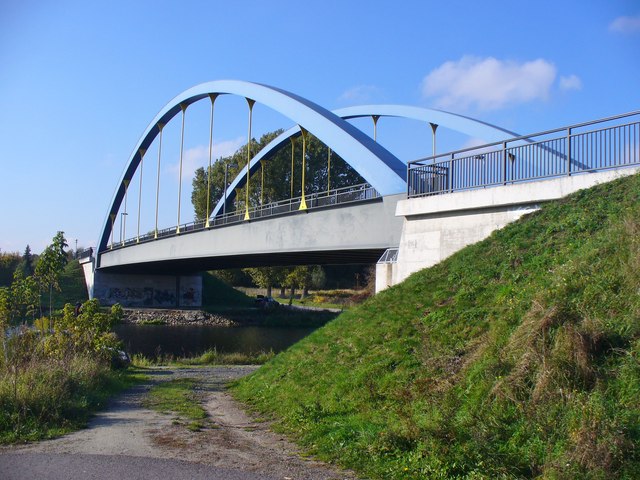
[115,324,317,358]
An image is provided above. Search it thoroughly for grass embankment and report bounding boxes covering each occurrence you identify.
[233,173,640,479]
[202,272,254,309]
[50,260,89,309]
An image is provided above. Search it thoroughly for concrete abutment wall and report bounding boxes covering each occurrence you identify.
[377,168,639,292]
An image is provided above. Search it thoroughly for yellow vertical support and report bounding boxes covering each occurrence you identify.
[289,137,296,199]
[244,98,255,221]
[177,103,187,233]
[205,94,218,228]
[299,128,308,210]
[154,122,164,239]
[136,148,146,243]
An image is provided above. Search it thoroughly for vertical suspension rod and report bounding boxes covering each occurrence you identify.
[430,123,438,157]
[327,147,331,194]
[177,103,187,233]
[372,115,380,142]
[290,137,295,199]
[154,123,164,239]
[206,94,218,228]
[299,127,308,211]
[244,98,255,220]
[122,180,129,246]
[136,149,145,242]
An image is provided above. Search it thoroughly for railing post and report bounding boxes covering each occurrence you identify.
[502,142,507,185]
[567,127,572,176]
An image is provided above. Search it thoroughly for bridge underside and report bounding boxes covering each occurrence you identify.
[98,248,387,275]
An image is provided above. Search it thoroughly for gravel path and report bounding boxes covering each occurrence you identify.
[0,366,357,480]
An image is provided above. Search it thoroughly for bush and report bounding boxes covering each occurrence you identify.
[0,299,131,443]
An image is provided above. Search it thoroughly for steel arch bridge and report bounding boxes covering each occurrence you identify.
[97,80,520,258]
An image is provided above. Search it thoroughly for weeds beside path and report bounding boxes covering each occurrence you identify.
[1,366,357,480]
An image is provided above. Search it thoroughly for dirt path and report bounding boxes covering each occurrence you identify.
[1,366,356,480]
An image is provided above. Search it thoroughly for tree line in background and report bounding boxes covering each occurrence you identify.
[0,232,72,326]
[215,264,373,300]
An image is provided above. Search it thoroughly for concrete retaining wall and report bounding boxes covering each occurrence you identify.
[380,168,639,291]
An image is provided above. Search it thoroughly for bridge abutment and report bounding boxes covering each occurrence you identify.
[80,255,202,308]
[378,168,639,291]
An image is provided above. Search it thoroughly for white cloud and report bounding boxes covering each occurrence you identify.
[214,136,244,160]
[559,74,582,91]
[421,56,557,111]
[609,15,640,34]
[167,136,244,182]
[338,85,382,104]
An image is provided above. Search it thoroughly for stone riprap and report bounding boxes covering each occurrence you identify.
[122,309,237,327]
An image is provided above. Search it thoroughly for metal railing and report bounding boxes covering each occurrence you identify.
[107,183,380,250]
[408,111,640,198]
[76,247,94,259]
[377,248,399,264]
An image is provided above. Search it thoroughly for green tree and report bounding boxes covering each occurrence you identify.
[310,265,326,290]
[284,266,312,300]
[0,287,10,329]
[16,245,34,278]
[244,266,287,297]
[44,299,122,360]
[10,270,38,324]
[35,232,68,317]
[0,251,21,288]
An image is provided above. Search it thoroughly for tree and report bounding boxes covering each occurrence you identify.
[244,267,286,297]
[0,251,21,288]
[16,245,34,278]
[35,231,68,317]
[310,265,326,290]
[10,270,38,324]
[284,266,312,301]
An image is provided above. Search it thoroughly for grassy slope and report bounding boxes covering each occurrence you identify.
[202,271,254,308]
[233,173,640,479]
[50,260,89,309]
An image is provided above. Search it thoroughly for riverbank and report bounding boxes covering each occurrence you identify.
[122,308,238,326]
[121,305,339,328]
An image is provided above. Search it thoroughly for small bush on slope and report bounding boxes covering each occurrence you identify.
[233,173,640,479]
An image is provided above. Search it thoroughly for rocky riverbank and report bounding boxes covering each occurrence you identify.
[122,309,238,327]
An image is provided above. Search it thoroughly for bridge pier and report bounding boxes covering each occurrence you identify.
[378,168,639,291]
[80,256,202,308]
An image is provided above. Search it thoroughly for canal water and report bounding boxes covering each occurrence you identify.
[115,324,317,358]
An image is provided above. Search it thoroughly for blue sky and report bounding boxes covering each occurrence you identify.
[1,0,638,253]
